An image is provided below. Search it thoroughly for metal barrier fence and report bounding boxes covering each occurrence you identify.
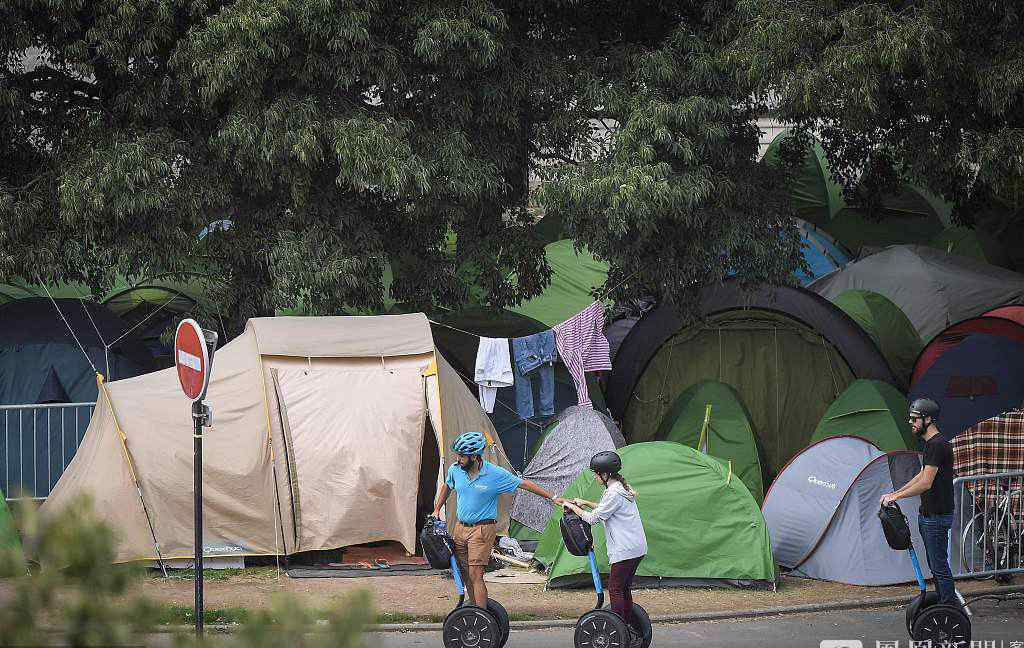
[951,470,1024,579]
[1,403,95,501]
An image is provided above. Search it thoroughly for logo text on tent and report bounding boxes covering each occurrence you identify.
[946,375,998,398]
[808,475,837,490]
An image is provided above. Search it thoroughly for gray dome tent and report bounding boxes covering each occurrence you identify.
[510,406,625,535]
[762,435,929,585]
[810,245,1024,341]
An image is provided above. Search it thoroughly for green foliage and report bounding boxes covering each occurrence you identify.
[733,1,1024,268]
[0,496,161,647]
[537,2,805,310]
[1,1,818,326]
[0,496,376,647]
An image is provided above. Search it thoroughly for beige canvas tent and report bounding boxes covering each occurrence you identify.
[40,314,512,564]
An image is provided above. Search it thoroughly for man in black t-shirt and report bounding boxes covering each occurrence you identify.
[881,397,956,604]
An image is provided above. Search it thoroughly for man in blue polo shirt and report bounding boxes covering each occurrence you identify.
[432,431,563,607]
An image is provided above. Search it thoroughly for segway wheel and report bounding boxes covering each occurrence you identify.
[575,609,629,648]
[443,606,502,648]
[910,604,971,648]
[486,598,510,648]
[905,591,938,636]
[630,603,653,648]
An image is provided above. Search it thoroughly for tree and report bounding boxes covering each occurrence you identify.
[733,0,1024,268]
[2,2,806,330]
[0,0,566,333]
[537,2,805,310]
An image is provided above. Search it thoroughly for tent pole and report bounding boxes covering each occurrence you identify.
[96,374,168,577]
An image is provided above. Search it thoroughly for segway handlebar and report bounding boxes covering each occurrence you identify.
[588,549,604,609]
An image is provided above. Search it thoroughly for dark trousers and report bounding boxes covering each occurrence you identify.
[608,556,644,627]
[919,513,956,604]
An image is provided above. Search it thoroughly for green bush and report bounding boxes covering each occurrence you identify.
[0,496,376,647]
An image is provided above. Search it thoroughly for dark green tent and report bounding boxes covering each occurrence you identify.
[654,380,765,502]
[809,379,918,451]
[532,442,775,589]
[0,492,25,576]
[510,239,608,328]
[930,227,1012,269]
[830,289,923,388]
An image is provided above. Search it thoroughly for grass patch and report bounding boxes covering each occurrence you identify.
[156,568,246,582]
[157,604,250,625]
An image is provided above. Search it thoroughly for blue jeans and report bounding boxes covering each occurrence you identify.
[919,513,956,604]
[512,332,557,419]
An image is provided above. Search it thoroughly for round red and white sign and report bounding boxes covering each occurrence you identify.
[175,319,211,402]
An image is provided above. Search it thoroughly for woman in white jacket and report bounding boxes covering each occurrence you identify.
[563,451,647,636]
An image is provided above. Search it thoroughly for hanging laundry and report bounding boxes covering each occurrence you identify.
[553,302,612,407]
[475,337,514,413]
[512,330,558,420]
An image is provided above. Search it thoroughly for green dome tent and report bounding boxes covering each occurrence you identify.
[761,130,845,227]
[809,379,917,452]
[533,442,776,589]
[510,239,609,328]
[654,380,765,502]
[930,227,1011,268]
[830,289,923,388]
[761,131,950,256]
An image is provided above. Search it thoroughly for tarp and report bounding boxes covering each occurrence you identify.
[762,435,930,585]
[809,245,1024,341]
[511,239,609,328]
[953,410,1024,517]
[510,405,625,533]
[607,283,895,481]
[654,380,765,502]
[40,314,512,563]
[533,442,775,589]
[809,380,916,452]
[831,290,923,389]
[909,320,1024,437]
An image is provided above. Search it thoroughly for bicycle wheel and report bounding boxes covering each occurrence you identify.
[960,514,998,574]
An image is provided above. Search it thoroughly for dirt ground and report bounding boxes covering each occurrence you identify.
[130,568,1020,620]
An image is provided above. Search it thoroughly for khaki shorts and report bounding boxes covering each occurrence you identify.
[452,521,497,567]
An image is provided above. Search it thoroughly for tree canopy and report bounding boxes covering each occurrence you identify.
[733,0,1024,268]
[10,2,936,333]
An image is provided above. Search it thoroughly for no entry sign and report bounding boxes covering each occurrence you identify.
[175,319,211,402]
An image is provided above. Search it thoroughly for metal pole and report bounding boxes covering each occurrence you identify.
[193,400,204,637]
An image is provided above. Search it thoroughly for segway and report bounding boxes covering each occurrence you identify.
[879,503,971,647]
[560,508,652,648]
[421,516,510,648]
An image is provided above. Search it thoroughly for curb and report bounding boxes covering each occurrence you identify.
[149,584,1024,634]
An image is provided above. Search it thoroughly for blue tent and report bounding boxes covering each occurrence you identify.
[910,333,1024,437]
[795,221,851,285]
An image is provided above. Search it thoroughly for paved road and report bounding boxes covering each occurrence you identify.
[377,598,1024,648]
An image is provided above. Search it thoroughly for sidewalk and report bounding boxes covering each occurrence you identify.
[135,568,1022,625]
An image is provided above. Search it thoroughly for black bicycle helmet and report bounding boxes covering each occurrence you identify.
[909,397,940,420]
[590,451,622,475]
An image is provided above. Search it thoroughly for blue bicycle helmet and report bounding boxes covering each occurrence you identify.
[452,431,488,455]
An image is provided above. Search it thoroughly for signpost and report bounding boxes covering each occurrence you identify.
[174,319,218,637]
